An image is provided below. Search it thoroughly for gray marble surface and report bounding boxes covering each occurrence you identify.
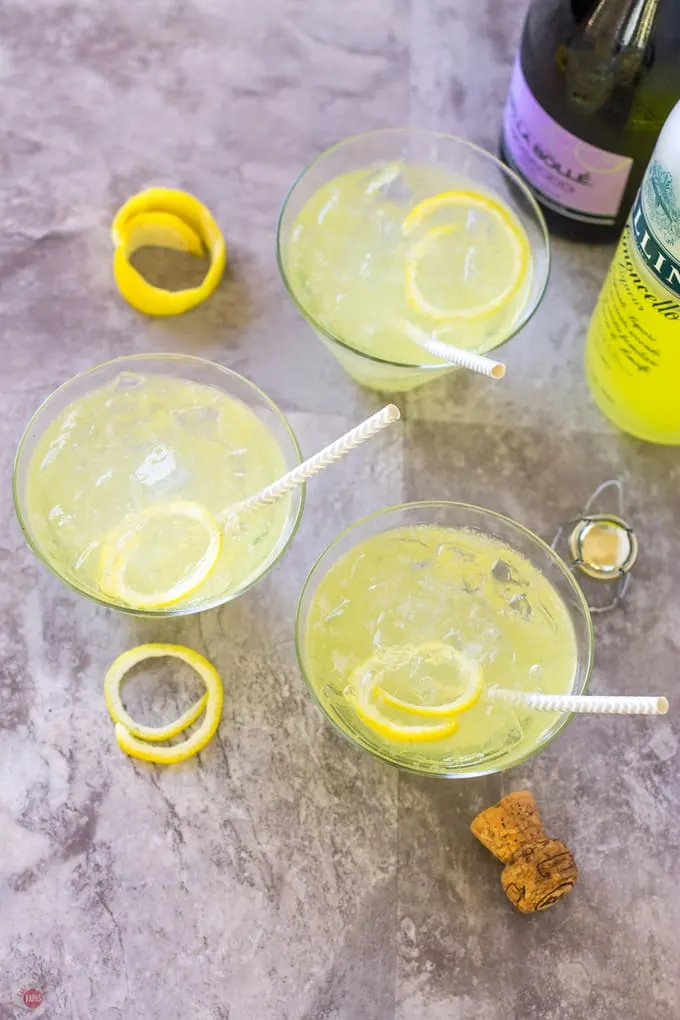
[1,1,679,1018]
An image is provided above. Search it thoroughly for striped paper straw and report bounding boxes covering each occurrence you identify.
[400,320,506,380]
[224,404,401,516]
[488,689,669,716]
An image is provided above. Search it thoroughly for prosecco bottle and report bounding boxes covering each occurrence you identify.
[500,0,680,242]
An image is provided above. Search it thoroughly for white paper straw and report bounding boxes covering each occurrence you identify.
[224,404,401,515]
[400,320,506,380]
[488,689,669,716]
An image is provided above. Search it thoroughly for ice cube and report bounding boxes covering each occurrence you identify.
[463,246,477,282]
[358,252,373,278]
[325,597,350,622]
[461,565,484,594]
[538,602,559,633]
[492,558,526,587]
[364,164,401,196]
[364,163,415,205]
[452,546,476,564]
[461,620,502,663]
[134,445,177,487]
[317,191,338,225]
[94,469,113,488]
[114,372,144,391]
[40,411,78,469]
[73,539,101,571]
[172,405,219,438]
[506,592,532,621]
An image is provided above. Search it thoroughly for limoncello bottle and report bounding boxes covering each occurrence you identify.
[585,99,680,444]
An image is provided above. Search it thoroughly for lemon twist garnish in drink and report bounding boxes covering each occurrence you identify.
[403,190,531,322]
[371,642,484,717]
[342,641,484,743]
[99,500,222,610]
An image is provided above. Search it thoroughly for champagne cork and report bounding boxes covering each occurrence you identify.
[471,790,578,913]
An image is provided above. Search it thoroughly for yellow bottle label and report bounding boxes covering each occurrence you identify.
[586,163,680,444]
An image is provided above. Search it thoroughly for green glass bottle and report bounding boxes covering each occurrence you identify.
[501,0,680,242]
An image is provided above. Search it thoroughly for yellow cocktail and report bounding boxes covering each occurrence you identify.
[297,503,593,777]
[14,355,303,615]
[278,130,550,391]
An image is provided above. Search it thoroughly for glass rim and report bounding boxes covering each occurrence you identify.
[276,127,551,372]
[13,352,305,618]
[295,500,594,779]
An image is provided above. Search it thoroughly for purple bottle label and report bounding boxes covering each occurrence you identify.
[503,54,633,225]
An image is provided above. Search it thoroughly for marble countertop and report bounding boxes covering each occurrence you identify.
[2,1,679,1018]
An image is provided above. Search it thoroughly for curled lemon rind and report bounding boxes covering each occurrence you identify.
[104,643,223,763]
[111,187,226,316]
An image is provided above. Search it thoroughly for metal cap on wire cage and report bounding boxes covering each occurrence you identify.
[552,481,637,614]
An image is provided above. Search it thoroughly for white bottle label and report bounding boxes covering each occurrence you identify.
[503,54,634,225]
[635,160,680,296]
